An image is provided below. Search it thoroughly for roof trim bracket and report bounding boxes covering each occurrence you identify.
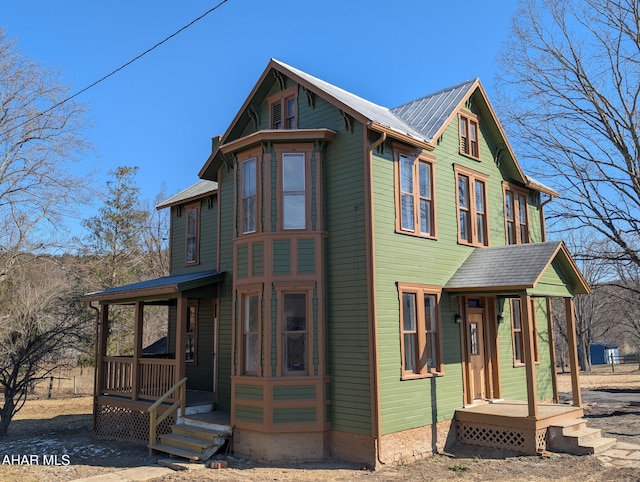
[340,110,353,134]
[248,105,260,130]
[273,70,286,90]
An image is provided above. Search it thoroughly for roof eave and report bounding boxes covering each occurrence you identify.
[368,122,434,151]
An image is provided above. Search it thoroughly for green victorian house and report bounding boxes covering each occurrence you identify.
[84,59,611,467]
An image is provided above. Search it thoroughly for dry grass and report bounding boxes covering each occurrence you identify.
[556,363,640,392]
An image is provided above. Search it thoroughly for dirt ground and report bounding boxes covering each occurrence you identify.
[0,365,638,482]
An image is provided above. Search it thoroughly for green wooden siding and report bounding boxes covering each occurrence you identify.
[253,241,264,276]
[170,197,218,275]
[297,239,315,274]
[530,260,573,298]
[237,244,248,278]
[372,100,552,434]
[273,408,317,423]
[236,406,264,423]
[236,385,264,400]
[273,385,316,401]
[273,240,290,275]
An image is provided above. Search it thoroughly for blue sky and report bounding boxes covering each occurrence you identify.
[2,0,519,233]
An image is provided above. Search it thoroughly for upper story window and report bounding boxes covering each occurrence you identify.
[459,112,480,160]
[241,157,257,234]
[270,87,297,130]
[504,184,530,244]
[185,204,200,265]
[395,150,436,238]
[282,153,306,229]
[455,166,489,247]
[398,283,443,379]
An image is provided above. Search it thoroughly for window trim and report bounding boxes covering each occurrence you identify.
[186,300,198,364]
[394,148,437,239]
[275,144,312,232]
[503,182,530,245]
[454,165,489,247]
[510,298,540,367]
[185,203,200,266]
[398,282,444,380]
[239,149,261,235]
[274,281,315,377]
[269,86,298,130]
[459,111,480,160]
[240,289,262,376]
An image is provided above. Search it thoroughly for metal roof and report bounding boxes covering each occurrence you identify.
[444,242,588,293]
[390,79,477,142]
[82,270,225,302]
[156,179,218,209]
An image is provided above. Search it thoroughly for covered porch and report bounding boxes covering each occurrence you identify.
[445,242,590,454]
[83,270,224,443]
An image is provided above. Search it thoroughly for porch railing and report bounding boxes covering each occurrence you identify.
[101,356,177,401]
[148,377,187,455]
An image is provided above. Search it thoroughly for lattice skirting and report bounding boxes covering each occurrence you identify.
[457,421,547,454]
[94,401,175,445]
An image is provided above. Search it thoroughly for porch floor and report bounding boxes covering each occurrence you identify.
[455,400,584,454]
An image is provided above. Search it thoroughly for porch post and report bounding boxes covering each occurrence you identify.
[131,301,144,401]
[520,295,538,418]
[96,304,109,397]
[175,296,187,385]
[564,297,582,407]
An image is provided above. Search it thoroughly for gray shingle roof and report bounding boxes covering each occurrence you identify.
[156,179,218,209]
[445,242,564,290]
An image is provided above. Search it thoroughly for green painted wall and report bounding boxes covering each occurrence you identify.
[170,197,218,275]
[371,97,552,434]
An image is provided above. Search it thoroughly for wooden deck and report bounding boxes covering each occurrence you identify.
[455,400,584,454]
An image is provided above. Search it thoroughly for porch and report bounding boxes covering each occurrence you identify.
[455,400,584,454]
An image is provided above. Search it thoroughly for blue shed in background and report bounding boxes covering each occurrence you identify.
[590,341,620,365]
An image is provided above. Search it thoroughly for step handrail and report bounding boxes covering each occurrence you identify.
[148,376,187,455]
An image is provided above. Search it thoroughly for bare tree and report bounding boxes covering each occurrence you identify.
[0,30,91,277]
[497,0,640,269]
[0,257,92,436]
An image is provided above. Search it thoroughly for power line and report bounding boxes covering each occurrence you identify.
[1,0,231,137]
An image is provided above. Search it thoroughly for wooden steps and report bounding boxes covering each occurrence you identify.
[149,422,231,461]
[547,418,617,455]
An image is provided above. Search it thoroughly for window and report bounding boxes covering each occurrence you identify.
[398,284,443,379]
[455,166,488,246]
[186,300,198,363]
[511,299,539,366]
[459,113,480,159]
[282,153,306,229]
[395,151,436,237]
[185,204,200,265]
[504,185,530,244]
[282,293,307,374]
[242,294,259,375]
[241,158,257,234]
[270,87,297,129]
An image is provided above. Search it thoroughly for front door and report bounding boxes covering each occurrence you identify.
[467,312,486,400]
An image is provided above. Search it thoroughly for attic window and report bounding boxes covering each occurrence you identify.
[269,86,297,130]
[459,113,480,160]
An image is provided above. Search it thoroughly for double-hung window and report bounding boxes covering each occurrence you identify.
[282,293,307,374]
[270,87,297,130]
[241,158,257,234]
[398,283,443,379]
[185,204,200,265]
[186,300,198,363]
[459,113,480,160]
[395,151,436,238]
[504,185,530,244]
[511,298,539,366]
[242,293,260,375]
[455,166,488,246]
[282,153,306,229]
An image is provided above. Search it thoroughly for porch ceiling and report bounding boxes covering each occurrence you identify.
[82,270,225,304]
[443,242,589,297]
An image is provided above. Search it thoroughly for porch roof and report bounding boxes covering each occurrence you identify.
[82,270,225,303]
[444,242,589,297]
